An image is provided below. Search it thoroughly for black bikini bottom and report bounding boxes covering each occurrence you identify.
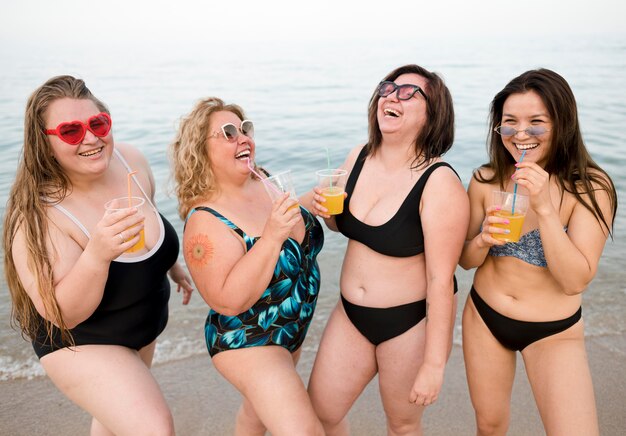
[341,295,426,345]
[341,276,458,346]
[470,286,582,351]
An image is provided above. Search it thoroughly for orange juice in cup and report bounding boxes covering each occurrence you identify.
[264,170,299,210]
[316,169,347,215]
[492,210,526,242]
[491,191,528,243]
[125,226,146,252]
[320,186,345,215]
[104,196,146,253]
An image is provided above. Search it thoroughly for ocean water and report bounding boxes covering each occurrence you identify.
[0,36,624,380]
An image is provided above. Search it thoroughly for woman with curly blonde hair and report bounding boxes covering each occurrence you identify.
[170,97,324,435]
[4,75,192,435]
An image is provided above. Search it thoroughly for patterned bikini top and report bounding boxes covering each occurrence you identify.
[489,227,567,268]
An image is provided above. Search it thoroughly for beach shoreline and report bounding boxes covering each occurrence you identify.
[1,336,624,435]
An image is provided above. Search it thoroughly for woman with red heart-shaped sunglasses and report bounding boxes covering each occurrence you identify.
[3,75,193,435]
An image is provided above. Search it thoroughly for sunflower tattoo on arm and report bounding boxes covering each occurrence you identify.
[185,233,214,268]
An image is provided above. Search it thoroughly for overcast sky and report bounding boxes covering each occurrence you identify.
[2,0,624,45]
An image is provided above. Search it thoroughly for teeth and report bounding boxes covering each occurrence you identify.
[235,150,251,159]
[79,147,103,157]
[514,143,539,150]
[384,108,400,117]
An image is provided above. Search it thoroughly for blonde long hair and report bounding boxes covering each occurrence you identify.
[3,75,108,344]
[170,97,246,220]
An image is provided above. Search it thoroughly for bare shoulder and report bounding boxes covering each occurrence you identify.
[184,206,242,249]
[114,143,150,171]
[473,165,495,180]
[567,167,616,209]
[580,167,615,191]
[183,206,245,270]
[467,166,496,195]
[424,160,463,189]
[342,144,366,174]
[114,143,154,194]
[422,162,468,215]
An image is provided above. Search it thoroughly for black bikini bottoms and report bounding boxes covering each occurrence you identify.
[470,286,582,351]
[341,276,458,346]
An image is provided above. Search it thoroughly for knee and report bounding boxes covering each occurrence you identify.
[291,419,325,436]
[475,412,509,436]
[313,406,346,433]
[318,417,348,436]
[386,414,421,435]
[142,410,175,436]
[236,403,266,433]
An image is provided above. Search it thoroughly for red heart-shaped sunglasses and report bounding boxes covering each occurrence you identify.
[44,112,112,145]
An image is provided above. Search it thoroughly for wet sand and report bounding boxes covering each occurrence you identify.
[1,336,624,435]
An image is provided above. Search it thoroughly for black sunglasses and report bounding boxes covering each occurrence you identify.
[377,81,428,101]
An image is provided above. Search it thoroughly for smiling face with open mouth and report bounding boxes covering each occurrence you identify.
[377,73,428,142]
[500,90,553,166]
[45,97,114,179]
[207,110,255,181]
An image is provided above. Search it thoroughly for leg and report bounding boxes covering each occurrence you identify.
[308,302,378,436]
[89,340,161,436]
[462,296,516,436]
[213,346,323,436]
[40,344,174,436]
[232,349,306,436]
[377,293,457,436]
[522,319,599,436]
[234,397,267,436]
[376,320,427,436]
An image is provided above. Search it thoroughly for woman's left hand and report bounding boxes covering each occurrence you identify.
[511,161,552,216]
[409,362,444,407]
[168,262,194,305]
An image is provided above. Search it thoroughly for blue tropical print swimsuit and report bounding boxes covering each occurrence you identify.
[187,206,324,357]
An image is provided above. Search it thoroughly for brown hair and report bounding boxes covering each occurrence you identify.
[3,75,109,344]
[365,64,455,168]
[170,97,247,219]
[476,68,617,236]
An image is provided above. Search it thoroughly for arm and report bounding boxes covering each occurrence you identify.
[118,143,194,303]
[458,171,508,270]
[12,206,146,328]
[300,144,365,231]
[299,188,341,231]
[410,167,469,405]
[514,163,613,294]
[184,194,301,316]
[168,262,194,305]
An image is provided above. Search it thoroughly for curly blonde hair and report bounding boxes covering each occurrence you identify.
[3,75,109,345]
[170,97,246,219]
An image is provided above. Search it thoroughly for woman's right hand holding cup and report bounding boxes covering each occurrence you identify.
[261,193,301,245]
[88,207,145,262]
[312,186,331,219]
[476,205,508,248]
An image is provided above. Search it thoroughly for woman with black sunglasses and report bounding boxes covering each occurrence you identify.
[459,69,616,435]
[306,64,468,434]
[3,75,193,435]
[170,97,325,435]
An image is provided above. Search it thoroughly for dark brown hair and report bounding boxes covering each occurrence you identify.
[476,68,617,236]
[365,64,455,168]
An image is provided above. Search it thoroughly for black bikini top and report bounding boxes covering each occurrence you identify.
[335,147,458,257]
